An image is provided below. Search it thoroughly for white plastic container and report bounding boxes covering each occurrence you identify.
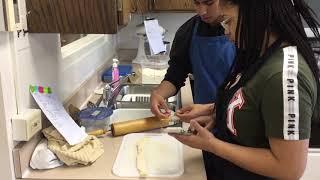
[133,41,170,70]
[141,67,167,84]
[78,107,113,132]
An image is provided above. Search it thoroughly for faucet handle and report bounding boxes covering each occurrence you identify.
[102,72,136,108]
[120,72,136,84]
[103,84,112,104]
[104,83,111,90]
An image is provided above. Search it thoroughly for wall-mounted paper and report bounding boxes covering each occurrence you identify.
[144,19,166,55]
[30,86,87,145]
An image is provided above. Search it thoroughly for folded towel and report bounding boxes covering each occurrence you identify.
[42,126,104,166]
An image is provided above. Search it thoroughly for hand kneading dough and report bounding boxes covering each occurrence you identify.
[136,136,180,176]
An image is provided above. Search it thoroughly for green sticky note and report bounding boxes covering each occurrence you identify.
[29,85,36,93]
[44,87,49,94]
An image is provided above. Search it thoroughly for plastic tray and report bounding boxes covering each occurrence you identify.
[112,133,184,178]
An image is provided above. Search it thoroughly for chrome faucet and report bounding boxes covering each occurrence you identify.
[103,72,135,108]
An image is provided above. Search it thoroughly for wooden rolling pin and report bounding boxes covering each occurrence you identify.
[111,117,170,136]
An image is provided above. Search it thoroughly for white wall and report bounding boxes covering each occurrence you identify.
[59,35,117,101]
[306,0,320,20]
[117,13,195,49]
[2,12,197,117]
[0,12,195,179]
[0,32,17,180]
[0,29,116,180]
[0,77,15,180]
[11,12,196,112]
[13,33,60,113]
[12,33,117,112]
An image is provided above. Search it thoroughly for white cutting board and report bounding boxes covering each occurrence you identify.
[112,133,184,177]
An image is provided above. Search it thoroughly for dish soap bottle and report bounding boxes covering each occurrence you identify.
[112,58,120,88]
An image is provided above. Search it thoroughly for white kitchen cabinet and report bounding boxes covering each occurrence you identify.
[1,0,16,31]
[0,0,5,31]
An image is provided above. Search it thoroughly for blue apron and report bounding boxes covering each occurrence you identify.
[190,18,235,104]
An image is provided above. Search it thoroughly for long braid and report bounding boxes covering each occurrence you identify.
[272,0,320,122]
[218,0,320,123]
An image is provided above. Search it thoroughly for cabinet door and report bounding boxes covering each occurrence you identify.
[118,0,134,26]
[2,0,16,31]
[131,0,151,13]
[153,0,194,11]
[26,0,118,34]
[0,0,5,31]
[118,0,151,26]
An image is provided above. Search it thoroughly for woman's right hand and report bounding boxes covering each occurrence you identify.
[150,90,171,118]
[176,104,215,122]
[189,115,215,131]
[170,120,216,152]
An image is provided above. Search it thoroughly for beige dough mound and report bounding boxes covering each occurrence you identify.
[136,136,180,176]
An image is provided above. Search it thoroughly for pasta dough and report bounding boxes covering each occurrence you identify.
[136,136,180,176]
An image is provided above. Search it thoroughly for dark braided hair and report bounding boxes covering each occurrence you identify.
[218,0,320,122]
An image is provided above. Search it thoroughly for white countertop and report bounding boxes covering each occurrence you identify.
[22,134,206,180]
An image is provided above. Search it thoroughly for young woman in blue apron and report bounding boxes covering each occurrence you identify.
[171,0,320,179]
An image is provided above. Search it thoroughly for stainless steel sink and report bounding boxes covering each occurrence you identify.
[113,84,181,110]
[119,84,155,95]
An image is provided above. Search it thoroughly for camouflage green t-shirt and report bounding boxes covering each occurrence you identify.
[225,46,317,148]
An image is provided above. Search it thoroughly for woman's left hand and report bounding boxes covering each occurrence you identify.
[170,120,216,152]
